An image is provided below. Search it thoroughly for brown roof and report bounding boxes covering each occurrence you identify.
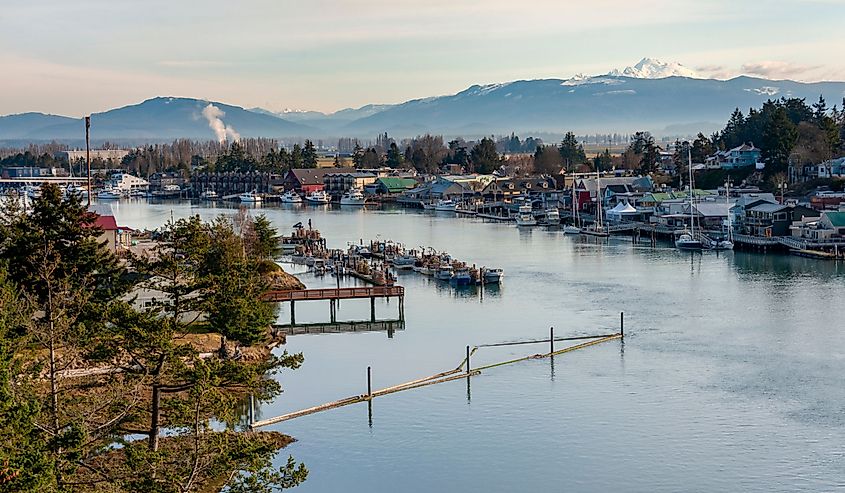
[288,167,357,186]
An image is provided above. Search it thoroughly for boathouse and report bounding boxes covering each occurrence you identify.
[282,167,356,194]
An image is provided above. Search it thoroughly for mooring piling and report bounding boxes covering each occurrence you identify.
[466,345,471,374]
[367,366,372,401]
[550,327,554,353]
[620,312,624,339]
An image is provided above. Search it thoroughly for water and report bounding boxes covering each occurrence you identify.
[111,199,845,492]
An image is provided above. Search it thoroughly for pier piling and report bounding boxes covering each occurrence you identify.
[290,300,296,326]
[370,297,376,322]
[367,366,372,401]
[620,312,624,339]
[466,345,471,374]
[550,327,554,353]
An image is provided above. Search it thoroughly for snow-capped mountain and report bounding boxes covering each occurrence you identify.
[608,57,699,79]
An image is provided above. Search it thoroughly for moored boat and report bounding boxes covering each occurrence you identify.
[239,191,263,203]
[280,190,303,203]
[200,190,219,200]
[435,265,453,281]
[516,204,537,226]
[451,267,472,286]
[340,188,366,206]
[481,268,504,284]
[97,188,121,200]
[305,190,330,204]
[434,199,458,212]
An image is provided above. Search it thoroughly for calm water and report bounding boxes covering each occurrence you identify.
[111,199,845,492]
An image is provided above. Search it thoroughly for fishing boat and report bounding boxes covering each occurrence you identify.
[434,199,458,212]
[675,149,704,251]
[280,190,302,203]
[516,204,537,226]
[305,190,330,204]
[422,202,436,210]
[97,188,121,200]
[482,268,504,284]
[239,190,263,203]
[544,208,561,226]
[435,265,453,281]
[564,186,582,234]
[200,189,218,200]
[392,254,417,270]
[581,169,609,237]
[340,188,366,206]
[709,180,735,251]
[451,267,472,286]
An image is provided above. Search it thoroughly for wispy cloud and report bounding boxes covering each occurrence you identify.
[740,61,821,80]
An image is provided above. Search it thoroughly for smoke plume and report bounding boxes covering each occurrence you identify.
[202,103,240,143]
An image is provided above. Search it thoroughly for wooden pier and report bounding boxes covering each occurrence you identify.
[262,286,405,325]
[273,319,405,336]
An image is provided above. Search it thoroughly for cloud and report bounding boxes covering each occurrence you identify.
[739,61,821,80]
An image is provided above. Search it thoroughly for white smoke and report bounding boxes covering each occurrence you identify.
[201,103,241,143]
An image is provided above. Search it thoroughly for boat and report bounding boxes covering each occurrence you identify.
[340,188,366,206]
[305,190,330,204]
[434,199,457,212]
[200,190,219,200]
[564,186,582,234]
[97,188,121,200]
[482,268,504,284]
[280,190,302,203]
[675,149,704,251]
[582,169,609,237]
[709,180,735,251]
[129,189,148,198]
[563,225,582,235]
[435,265,453,281]
[544,208,561,226]
[392,254,417,270]
[516,204,537,226]
[451,267,472,286]
[422,202,436,210]
[239,191,263,203]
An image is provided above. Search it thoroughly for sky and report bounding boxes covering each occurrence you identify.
[1,0,844,117]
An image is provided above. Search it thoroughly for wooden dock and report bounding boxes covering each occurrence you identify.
[273,319,405,336]
[262,286,405,325]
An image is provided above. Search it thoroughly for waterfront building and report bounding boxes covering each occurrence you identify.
[790,211,845,240]
[366,177,418,195]
[323,171,377,196]
[191,171,280,196]
[149,172,186,193]
[743,203,819,237]
[108,172,149,193]
[56,149,130,163]
[282,167,356,194]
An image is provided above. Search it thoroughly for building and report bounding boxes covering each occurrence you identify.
[107,173,149,193]
[366,177,418,195]
[87,204,132,253]
[149,172,185,193]
[57,149,130,163]
[481,177,555,204]
[708,143,762,170]
[282,167,356,194]
[2,166,67,178]
[323,171,377,195]
[790,211,845,240]
[399,177,471,206]
[743,203,819,237]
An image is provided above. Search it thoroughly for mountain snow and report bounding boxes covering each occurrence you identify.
[608,57,699,79]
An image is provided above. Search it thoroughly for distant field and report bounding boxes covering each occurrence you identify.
[582,144,628,156]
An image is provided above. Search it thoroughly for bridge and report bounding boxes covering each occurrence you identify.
[262,286,405,326]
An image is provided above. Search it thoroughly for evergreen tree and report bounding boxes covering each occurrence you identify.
[385,142,404,168]
[302,140,318,169]
[469,137,502,174]
[761,105,799,173]
[289,144,304,169]
[558,132,586,169]
[533,145,562,175]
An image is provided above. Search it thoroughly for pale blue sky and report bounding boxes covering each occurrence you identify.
[1,0,844,116]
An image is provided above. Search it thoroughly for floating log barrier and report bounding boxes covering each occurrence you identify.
[250,315,625,429]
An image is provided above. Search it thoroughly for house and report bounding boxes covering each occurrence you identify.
[282,167,356,193]
[809,191,845,210]
[709,143,762,170]
[323,171,377,195]
[744,203,819,237]
[819,211,845,236]
[87,204,132,253]
[686,202,732,231]
[482,177,555,204]
[149,172,185,193]
[573,175,654,211]
[817,157,845,179]
[399,177,471,205]
[367,177,418,195]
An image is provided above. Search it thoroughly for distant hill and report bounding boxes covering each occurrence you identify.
[4,60,845,142]
[2,97,314,142]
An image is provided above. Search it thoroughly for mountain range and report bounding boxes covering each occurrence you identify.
[3,59,845,143]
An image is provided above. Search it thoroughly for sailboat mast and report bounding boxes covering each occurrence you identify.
[596,168,602,230]
[688,147,695,235]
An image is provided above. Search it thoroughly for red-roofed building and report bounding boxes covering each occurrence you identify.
[87,214,132,253]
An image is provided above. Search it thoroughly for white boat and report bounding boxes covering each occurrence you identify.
[280,190,302,203]
[712,239,735,251]
[392,255,417,270]
[200,190,218,200]
[675,149,703,251]
[305,190,330,204]
[435,265,453,281]
[239,191,263,203]
[97,188,121,200]
[563,225,582,235]
[434,199,457,212]
[582,168,609,237]
[482,268,504,284]
[544,208,560,226]
[422,202,436,210]
[516,204,536,226]
[130,189,148,198]
[64,184,88,199]
[340,188,366,206]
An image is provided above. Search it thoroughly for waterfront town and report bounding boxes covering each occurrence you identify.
[3,126,845,259]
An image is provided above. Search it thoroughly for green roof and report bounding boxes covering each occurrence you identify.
[824,211,845,227]
[376,177,417,191]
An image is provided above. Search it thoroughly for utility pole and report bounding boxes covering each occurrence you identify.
[85,116,91,207]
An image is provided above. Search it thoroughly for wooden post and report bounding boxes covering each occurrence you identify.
[550,327,554,353]
[330,299,336,323]
[290,300,296,326]
[620,311,624,339]
[367,366,372,400]
[370,297,376,322]
[466,345,471,374]
[398,295,405,321]
[249,394,255,427]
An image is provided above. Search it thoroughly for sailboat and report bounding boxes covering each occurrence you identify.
[675,149,704,250]
[710,180,735,250]
[581,170,609,237]
[563,185,581,234]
